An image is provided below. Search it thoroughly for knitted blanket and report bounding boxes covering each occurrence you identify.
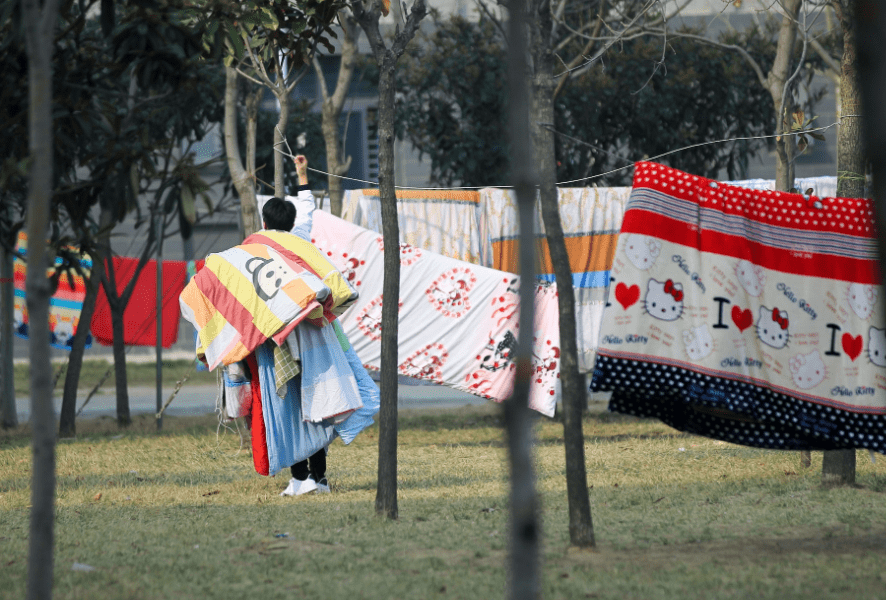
[591,162,886,453]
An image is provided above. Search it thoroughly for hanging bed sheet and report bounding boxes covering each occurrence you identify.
[310,210,562,417]
[726,176,838,198]
[478,186,629,372]
[340,189,483,264]
[590,161,886,453]
[92,257,192,349]
[13,231,93,349]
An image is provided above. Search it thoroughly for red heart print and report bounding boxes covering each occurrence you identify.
[842,333,863,361]
[731,306,753,332]
[615,283,640,310]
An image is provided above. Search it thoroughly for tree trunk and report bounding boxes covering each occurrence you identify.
[855,3,886,407]
[318,11,359,217]
[322,108,348,217]
[834,1,865,199]
[58,249,102,438]
[353,0,427,521]
[822,0,862,486]
[245,86,261,194]
[768,0,802,191]
[506,0,541,596]
[274,90,290,198]
[22,0,60,597]
[529,0,594,549]
[106,262,131,427]
[224,67,259,236]
[0,246,17,429]
[374,61,400,520]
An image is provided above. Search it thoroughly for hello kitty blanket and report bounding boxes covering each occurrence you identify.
[590,161,886,453]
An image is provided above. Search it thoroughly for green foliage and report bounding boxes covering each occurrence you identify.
[394,13,832,187]
[0,0,229,271]
[191,0,346,70]
[556,30,776,184]
[395,15,510,187]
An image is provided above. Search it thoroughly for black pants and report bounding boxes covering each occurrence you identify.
[290,448,326,481]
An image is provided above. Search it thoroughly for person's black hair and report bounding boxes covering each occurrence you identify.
[262,197,296,231]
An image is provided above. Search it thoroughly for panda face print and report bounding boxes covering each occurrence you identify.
[246,249,294,301]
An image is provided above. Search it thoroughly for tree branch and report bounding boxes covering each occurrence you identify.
[809,34,840,75]
[667,31,768,88]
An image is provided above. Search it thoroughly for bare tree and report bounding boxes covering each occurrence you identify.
[96,205,160,427]
[352,0,428,520]
[528,0,595,549]
[314,11,360,217]
[22,0,61,597]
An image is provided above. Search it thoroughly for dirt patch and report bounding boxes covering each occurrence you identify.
[558,528,886,572]
[245,537,347,556]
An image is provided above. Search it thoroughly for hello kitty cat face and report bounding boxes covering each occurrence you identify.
[789,350,826,389]
[643,278,684,321]
[868,327,886,367]
[847,283,878,320]
[756,306,790,349]
[735,260,765,297]
[682,325,713,361]
[624,234,662,270]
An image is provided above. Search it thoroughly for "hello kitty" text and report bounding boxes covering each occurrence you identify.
[776,283,817,320]
[720,357,763,368]
[831,386,875,397]
[672,255,706,293]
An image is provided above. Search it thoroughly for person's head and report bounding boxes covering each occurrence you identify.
[262,197,296,231]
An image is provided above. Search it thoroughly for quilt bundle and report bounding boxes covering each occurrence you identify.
[180,230,357,370]
[591,162,886,452]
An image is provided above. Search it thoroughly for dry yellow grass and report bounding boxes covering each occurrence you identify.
[1,407,886,599]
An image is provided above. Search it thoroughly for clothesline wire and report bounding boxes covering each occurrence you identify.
[273,119,843,191]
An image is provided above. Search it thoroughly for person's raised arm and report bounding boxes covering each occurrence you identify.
[291,154,315,241]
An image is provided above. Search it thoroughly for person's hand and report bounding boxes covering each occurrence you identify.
[294,155,308,185]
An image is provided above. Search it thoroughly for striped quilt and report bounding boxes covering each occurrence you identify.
[180,230,358,370]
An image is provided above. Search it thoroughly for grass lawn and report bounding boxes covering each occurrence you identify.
[1,407,885,599]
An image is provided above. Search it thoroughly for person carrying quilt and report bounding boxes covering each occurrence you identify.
[180,155,379,497]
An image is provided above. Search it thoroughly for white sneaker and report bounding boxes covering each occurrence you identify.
[315,477,331,494]
[280,477,317,497]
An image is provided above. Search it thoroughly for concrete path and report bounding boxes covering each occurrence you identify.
[13,381,490,423]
